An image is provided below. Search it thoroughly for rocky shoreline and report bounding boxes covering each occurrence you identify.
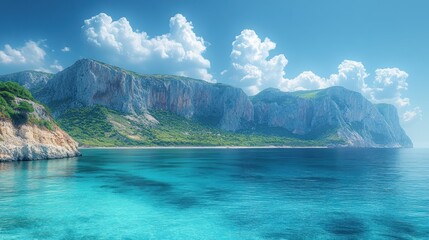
[0,121,80,161]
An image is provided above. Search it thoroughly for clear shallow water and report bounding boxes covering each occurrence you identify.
[1,148,429,239]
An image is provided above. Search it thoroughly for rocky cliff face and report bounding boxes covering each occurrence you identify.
[0,97,80,161]
[5,58,412,148]
[0,71,53,91]
[376,103,413,147]
[252,87,413,147]
[0,121,80,161]
[37,59,253,131]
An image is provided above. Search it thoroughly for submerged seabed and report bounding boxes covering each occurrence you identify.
[1,148,429,239]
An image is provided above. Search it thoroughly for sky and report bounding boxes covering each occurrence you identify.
[0,0,428,146]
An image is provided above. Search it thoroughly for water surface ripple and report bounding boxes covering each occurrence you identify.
[0,148,428,239]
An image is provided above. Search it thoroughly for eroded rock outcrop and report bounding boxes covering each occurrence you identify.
[36,59,253,131]
[0,71,53,91]
[0,120,80,161]
[5,59,412,148]
[0,83,80,161]
[252,87,413,147]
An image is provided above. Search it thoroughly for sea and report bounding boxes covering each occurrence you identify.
[1,148,428,239]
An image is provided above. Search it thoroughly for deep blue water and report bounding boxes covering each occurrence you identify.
[1,148,429,239]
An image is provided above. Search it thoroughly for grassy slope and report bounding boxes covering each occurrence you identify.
[57,105,343,147]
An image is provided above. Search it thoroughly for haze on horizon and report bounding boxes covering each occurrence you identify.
[0,0,427,147]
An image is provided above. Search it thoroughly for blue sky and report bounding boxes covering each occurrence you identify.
[0,0,428,146]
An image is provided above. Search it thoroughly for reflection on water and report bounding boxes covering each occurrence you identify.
[0,148,429,239]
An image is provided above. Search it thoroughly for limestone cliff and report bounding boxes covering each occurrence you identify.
[5,59,413,148]
[252,87,413,147]
[0,120,80,161]
[0,71,53,91]
[0,82,80,161]
[36,59,253,131]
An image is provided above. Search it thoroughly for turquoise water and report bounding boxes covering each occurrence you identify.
[1,148,429,239]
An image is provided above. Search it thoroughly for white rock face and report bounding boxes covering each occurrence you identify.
[36,59,254,131]
[0,121,80,161]
[6,58,412,148]
[0,71,53,90]
[252,87,413,147]
[0,99,80,161]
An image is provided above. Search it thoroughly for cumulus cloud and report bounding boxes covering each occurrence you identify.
[368,68,409,107]
[224,29,420,122]
[329,60,370,94]
[224,30,371,95]
[280,71,329,91]
[222,29,287,95]
[0,40,63,73]
[0,41,45,65]
[278,60,370,93]
[83,13,213,82]
[61,46,70,52]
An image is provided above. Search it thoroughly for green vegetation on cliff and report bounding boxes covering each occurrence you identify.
[0,82,35,122]
[0,81,53,130]
[0,81,35,101]
[57,105,343,147]
[0,59,413,148]
[57,106,134,146]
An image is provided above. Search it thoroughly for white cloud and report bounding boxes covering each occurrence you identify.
[224,29,287,95]
[61,46,71,52]
[280,71,329,91]
[403,107,422,122]
[0,41,45,64]
[329,60,370,94]
[0,40,63,73]
[83,13,213,82]
[224,29,421,122]
[278,60,369,93]
[368,68,409,107]
[49,60,64,72]
[224,31,370,96]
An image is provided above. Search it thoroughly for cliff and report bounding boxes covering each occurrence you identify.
[0,82,80,161]
[4,59,412,148]
[0,70,53,91]
[36,59,253,131]
[252,87,413,147]
[0,120,80,161]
